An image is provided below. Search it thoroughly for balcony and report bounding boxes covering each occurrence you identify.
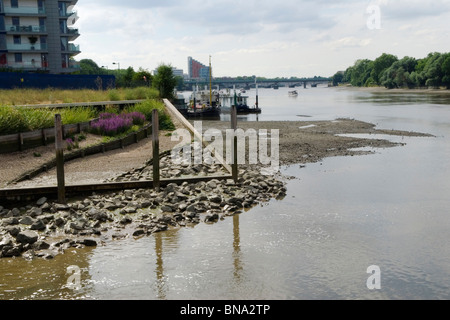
[7,43,48,51]
[3,5,46,15]
[67,43,80,53]
[3,61,48,70]
[5,25,47,33]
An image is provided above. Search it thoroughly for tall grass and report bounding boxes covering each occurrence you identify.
[126,100,175,131]
[0,87,160,106]
[0,106,98,135]
[0,97,175,135]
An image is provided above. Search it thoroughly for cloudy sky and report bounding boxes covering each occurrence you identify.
[74,0,450,78]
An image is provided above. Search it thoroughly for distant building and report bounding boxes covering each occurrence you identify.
[188,56,210,80]
[0,0,81,74]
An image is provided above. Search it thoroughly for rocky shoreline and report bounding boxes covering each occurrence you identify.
[1,117,433,260]
[0,154,287,260]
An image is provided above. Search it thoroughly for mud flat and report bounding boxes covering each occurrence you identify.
[0,116,433,260]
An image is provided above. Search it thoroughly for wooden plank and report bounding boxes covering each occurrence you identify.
[163,98,233,174]
[0,175,233,201]
[55,114,66,204]
[152,109,160,191]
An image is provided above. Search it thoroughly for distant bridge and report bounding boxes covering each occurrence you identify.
[184,78,332,90]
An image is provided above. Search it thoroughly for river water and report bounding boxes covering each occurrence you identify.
[1,86,449,300]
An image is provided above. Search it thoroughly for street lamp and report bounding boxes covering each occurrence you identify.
[112,62,120,70]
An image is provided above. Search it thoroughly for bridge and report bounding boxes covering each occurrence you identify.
[183,77,332,90]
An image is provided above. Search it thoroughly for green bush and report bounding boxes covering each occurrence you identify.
[126,99,175,131]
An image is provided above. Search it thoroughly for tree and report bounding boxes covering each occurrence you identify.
[442,54,450,89]
[350,59,373,87]
[79,59,102,75]
[132,68,153,87]
[380,57,417,89]
[332,71,344,86]
[152,64,178,100]
[371,53,398,85]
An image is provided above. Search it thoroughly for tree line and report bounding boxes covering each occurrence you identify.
[76,59,179,99]
[332,52,450,89]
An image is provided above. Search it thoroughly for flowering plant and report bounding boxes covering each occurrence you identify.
[90,111,145,136]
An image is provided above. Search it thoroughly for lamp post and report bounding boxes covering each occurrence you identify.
[112,62,120,70]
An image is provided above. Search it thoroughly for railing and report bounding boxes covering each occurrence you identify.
[3,5,46,15]
[5,25,47,33]
[67,43,80,52]
[6,43,48,51]
[4,61,47,69]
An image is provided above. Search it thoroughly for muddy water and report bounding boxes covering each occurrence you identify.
[1,87,450,300]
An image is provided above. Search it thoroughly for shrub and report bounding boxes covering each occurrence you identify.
[90,111,145,136]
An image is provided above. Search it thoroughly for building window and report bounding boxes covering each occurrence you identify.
[59,19,67,33]
[61,54,68,68]
[14,53,22,63]
[38,0,45,14]
[13,35,21,44]
[11,0,18,9]
[12,17,20,26]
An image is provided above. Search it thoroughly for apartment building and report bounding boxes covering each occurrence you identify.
[0,0,80,74]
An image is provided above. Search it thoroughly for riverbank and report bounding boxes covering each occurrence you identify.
[0,113,433,260]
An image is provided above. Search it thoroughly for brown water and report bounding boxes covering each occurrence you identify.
[1,87,450,300]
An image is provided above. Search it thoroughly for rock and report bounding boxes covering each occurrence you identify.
[34,240,51,250]
[133,229,145,237]
[5,226,21,237]
[204,212,219,223]
[27,207,42,217]
[70,221,86,231]
[81,239,97,247]
[19,216,35,226]
[36,197,47,206]
[30,219,46,231]
[161,205,174,213]
[54,217,65,228]
[209,195,222,203]
[10,208,21,217]
[16,230,39,244]
[3,217,19,226]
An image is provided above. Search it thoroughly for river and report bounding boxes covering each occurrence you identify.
[1,86,449,300]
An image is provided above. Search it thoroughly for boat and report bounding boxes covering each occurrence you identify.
[219,88,261,114]
[172,92,188,116]
[186,88,221,119]
[288,90,298,97]
[185,56,221,119]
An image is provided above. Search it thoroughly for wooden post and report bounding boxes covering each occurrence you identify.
[55,114,66,204]
[152,109,160,191]
[231,105,238,183]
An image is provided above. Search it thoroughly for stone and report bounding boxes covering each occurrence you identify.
[36,197,47,206]
[5,226,21,237]
[16,230,39,244]
[30,219,46,231]
[3,217,19,226]
[82,239,97,247]
[34,240,51,250]
[133,229,145,237]
[19,216,35,226]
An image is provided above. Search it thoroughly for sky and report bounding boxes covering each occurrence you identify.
[73,0,450,78]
